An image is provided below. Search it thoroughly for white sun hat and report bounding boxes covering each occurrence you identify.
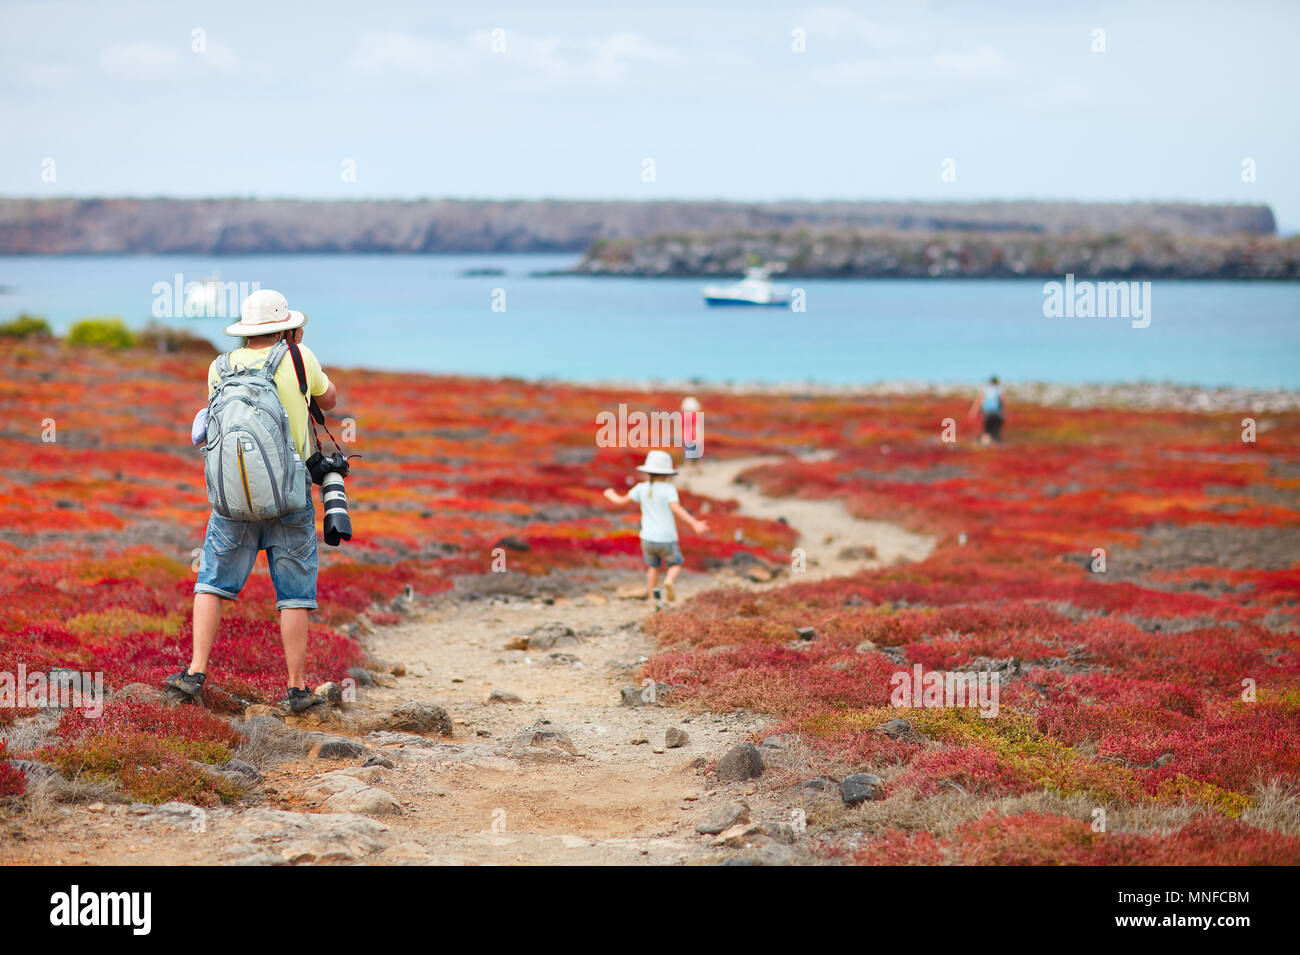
[681,396,701,412]
[223,289,307,337]
[636,449,678,475]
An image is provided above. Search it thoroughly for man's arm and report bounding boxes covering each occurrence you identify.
[315,382,338,411]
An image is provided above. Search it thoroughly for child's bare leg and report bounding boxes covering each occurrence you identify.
[663,563,681,601]
[646,566,659,602]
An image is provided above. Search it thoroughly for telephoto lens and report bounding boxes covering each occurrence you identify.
[320,470,352,546]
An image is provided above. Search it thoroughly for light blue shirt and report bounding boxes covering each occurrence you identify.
[629,480,679,541]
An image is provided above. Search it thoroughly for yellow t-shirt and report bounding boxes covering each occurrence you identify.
[208,344,332,459]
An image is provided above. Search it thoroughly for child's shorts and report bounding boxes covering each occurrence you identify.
[641,539,683,568]
[194,504,319,611]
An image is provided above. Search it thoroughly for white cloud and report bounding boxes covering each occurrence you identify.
[348,32,473,78]
[803,4,925,50]
[347,29,680,87]
[99,41,180,79]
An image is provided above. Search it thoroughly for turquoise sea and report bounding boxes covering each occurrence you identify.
[2,254,1297,388]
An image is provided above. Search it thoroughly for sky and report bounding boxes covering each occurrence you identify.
[2,0,1297,229]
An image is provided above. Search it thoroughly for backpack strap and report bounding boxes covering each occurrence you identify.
[214,351,236,379]
[263,340,290,380]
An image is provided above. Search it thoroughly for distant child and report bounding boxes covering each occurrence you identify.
[603,449,708,606]
[968,375,1005,445]
[679,395,702,470]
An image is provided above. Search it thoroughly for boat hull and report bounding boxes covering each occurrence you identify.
[703,297,789,307]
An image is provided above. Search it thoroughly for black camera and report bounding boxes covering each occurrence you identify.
[306,451,352,546]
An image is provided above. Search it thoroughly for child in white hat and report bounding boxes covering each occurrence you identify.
[604,449,708,606]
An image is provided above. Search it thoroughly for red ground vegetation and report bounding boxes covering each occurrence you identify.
[1,338,1296,855]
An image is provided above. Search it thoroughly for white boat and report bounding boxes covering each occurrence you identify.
[701,267,790,307]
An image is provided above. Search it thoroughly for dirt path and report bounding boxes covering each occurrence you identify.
[3,454,934,866]
[679,455,934,578]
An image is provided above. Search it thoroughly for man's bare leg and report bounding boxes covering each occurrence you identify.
[280,608,309,689]
[188,593,223,675]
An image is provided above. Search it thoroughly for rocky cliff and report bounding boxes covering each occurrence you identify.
[570,229,1300,280]
[0,198,1277,255]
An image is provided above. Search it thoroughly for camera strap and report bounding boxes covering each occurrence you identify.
[287,341,344,457]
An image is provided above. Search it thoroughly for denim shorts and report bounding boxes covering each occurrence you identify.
[194,502,318,610]
[641,539,683,568]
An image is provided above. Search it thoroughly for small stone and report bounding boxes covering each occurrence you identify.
[875,717,912,739]
[320,787,403,817]
[620,683,672,707]
[222,758,263,781]
[378,701,453,736]
[487,690,523,704]
[314,682,344,706]
[346,666,376,687]
[766,822,798,844]
[793,626,816,641]
[511,720,576,754]
[309,737,369,760]
[524,623,579,651]
[837,545,877,560]
[695,800,749,835]
[363,753,396,769]
[713,822,763,847]
[797,776,838,793]
[665,727,689,748]
[716,743,764,782]
[840,772,884,806]
[493,535,531,552]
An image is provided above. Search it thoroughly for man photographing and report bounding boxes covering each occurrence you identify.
[165,289,339,712]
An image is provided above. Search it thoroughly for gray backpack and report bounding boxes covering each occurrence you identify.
[203,341,310,521]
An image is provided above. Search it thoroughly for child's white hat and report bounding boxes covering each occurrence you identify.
[681,396,701,412]
[636,449,677,475]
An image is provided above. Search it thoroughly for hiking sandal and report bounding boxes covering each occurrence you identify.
[281,686,325,713]
[164,669,206,699]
